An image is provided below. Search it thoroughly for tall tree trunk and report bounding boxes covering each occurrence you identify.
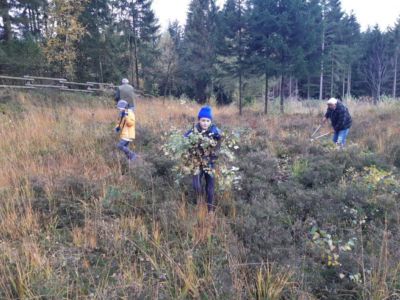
[393,50,398,98]
[99,59,104,83]
[44,11,48,37]
[319,64,324,100]
[238,0,243,116]
[277,77,281,101]
[239,70,243,115]
[378,80,381,102]
[132,29,140,88]
[307,76,311,100]
[289,76,292,98]
[34,9,40,36]
[28,8,33,34]
[134,42,140,88]
[375,83,381,104]
[264,73,269,115]
[330,56,334,97]
[342,71,346,100]
[129,35,135,84]
[280,75,284,114]
[346,66,351,100]
[319,24,325,100]
[32,8,39,37]
[163,61,171,102]
[1,0,12,41]
[163,74,170,98]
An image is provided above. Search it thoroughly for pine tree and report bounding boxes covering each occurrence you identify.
[361,26,390,103]
[292,0,322,100]
[302,0,322,99]
[167,20,184,96]
[341,13,361,100]
[167,20,183,49]
[113,0,160,90]
[319,0,345,99]
[137,0,160,92]
[273,0,317,112]
[389,17,400,98]
[43,0,88,78]
[13,0,48,39]
[181,0,219,103]
[75,0,112,82]
[156,31,179,98]
[326,0,344,98]
[0,0,13,41]
[247,0,277,114]
[219,0,248,114]
[0,0,48,75]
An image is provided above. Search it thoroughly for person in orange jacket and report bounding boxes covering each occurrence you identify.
[115,100,136,161]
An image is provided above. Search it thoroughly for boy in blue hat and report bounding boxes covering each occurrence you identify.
[184,106,222,212]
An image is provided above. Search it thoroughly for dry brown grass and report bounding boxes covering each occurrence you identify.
[1,94,398,187]
[0,91,399,298]
[254,262,294,300]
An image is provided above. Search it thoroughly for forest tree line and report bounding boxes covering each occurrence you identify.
[1,0,399,112]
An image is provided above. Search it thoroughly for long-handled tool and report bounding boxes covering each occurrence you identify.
[310,132,330,142]
[311,124,322,138]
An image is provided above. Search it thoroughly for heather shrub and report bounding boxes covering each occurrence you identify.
[293,156,345,188]
[52,176,101,228]
[1,93,400,298]
[236,151,279,200]
[387,141,400,168]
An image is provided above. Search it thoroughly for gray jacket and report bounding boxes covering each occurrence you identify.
[115,84,135,105]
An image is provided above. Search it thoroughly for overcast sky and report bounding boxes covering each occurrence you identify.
[152,0,400,32]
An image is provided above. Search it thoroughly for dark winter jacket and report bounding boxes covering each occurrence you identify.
[325,102,352,132]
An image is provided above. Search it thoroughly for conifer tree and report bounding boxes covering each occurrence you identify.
[361,26,390,103]
[219,0,248,114]
[181,0,219,103]
[247,0,277,113]
[113,0,160,89]
[389,17,400,98]
[43,0,88,78]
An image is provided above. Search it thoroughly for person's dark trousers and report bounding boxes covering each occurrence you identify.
[192,170,215,212]
[117,140,136,160]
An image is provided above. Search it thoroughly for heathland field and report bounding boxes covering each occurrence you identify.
[0,90,399,299]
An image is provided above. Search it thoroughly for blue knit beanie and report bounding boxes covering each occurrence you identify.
[198,106,213,120]
[117,100,128,110]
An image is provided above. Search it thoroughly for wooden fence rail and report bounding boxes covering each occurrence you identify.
[0,74,155,98]
[0,75,116,94]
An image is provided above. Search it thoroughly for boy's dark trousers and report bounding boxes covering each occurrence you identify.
[117,140,136,160]
[192,170,215,212]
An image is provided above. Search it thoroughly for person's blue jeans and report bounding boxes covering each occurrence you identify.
[117,140,136,160]
[192,170,215,212]
[333,128,350,147]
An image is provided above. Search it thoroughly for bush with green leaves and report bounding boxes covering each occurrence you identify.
[162,128,240,191]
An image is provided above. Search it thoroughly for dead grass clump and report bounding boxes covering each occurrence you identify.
[0,92,399,298]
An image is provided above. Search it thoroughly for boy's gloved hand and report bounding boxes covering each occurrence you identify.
[115,127,121,133]
[120,111,126,118]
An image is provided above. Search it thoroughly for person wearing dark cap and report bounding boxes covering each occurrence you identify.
[184,106,222,212]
